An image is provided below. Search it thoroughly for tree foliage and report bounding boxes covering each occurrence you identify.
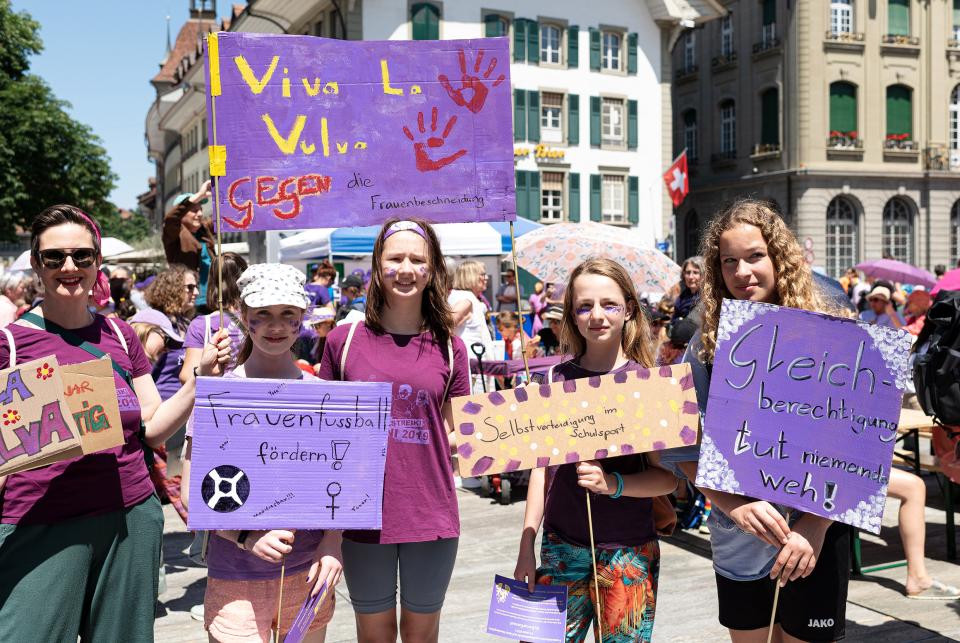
[0,0,118,241]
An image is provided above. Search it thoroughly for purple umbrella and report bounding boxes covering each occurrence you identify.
[855,259,936,288]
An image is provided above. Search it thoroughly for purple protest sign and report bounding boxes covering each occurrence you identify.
[204,33,515,232]
[188,376,391,530]
[486,575,567,643]
[696,300,911,533]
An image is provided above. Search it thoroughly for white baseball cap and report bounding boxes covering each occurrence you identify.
[237,264,310,309]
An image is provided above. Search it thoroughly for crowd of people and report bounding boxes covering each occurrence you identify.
[0,193,957,643]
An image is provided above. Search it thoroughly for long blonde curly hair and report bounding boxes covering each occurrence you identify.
[698,199,841,363]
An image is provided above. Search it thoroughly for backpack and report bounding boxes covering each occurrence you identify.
[913,290,960,425]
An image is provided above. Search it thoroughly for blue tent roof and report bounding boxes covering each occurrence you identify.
[488,219,544,252]
[330,226,381,255]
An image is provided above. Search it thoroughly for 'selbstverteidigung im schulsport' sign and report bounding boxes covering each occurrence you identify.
[205,33,515,232]
[695,300,912,533]
[188,377,392,530]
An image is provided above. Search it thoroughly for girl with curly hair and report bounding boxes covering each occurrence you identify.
[514,258,678,643]
[143,264,197,403]
[658,199,849,643]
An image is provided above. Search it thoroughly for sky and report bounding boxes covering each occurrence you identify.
[12,0,204,210]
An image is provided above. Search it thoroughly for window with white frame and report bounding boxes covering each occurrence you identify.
[951,85,960,168]
[721,15,734,57]
[541,172,564,222]
[683,109,698,160]
[541,93,563,143]
[830,1,853,35]
[720,100,736,156]
[601,98,624,146]
[601,175,625,223]
[540,24,562,64]
[683,31,696,71]
[602,31,622,70]
[825,196,858,278]
[882,197,914,264]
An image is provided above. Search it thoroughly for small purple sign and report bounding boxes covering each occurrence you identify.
[696,300,911,533]
[485,575,567,643]
[205,33,515,232]
[188,377,391,530]
[283,582,328,643]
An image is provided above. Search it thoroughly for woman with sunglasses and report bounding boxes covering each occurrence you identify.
[0,205,231,642]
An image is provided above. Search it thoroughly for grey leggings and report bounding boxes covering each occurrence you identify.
[341,537,459,614]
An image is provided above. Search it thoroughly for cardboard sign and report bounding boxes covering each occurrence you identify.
[0,357,80,476]
[206,33,515,231]
[452,364,700,477]
[695,300,911,533]
[486,575,567,643]
[188,376,392,530]
[61,358,125,454]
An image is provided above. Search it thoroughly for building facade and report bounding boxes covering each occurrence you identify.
[147,0,722,258]
[672,0,960,275]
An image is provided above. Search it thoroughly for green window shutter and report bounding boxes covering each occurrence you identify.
[589,174,602,221]
[761,89,779,145]
[568,173,581,222]
[886,85,912,138]
[568,26,579,68]
[628,176,639,225]
[411,3,439,40]
[516,171,529,219]
[627,99,638,150]
[528,20,540,65]
[955,0,960,28]
[589,96,601,147]
[829,82,857,133]
[513,19,527,62]
[527,91,540,143]
[528,172,541,221]
[567,94,579,145]
[627,33,638,74]
[889,0,910,36]
[514,89,527,141]
[484,14,504,37]
[762,0,776,25]
[589,28,601,70]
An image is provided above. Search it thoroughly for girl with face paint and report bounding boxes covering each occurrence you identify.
[513,258,678,643]
[183,263,342,643]
[318,218,470,643]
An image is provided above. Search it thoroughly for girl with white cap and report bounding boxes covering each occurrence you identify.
[183,263,342,643]
[319,218,471,643]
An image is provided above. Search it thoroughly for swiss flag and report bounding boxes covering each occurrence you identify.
[663,151,689,207]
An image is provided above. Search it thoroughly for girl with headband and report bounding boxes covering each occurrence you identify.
[0,205,231,641]
[319,218,470,643]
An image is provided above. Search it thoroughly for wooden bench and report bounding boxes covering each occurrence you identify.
[851,409,957,574]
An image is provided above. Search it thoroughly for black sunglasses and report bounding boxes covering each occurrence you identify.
[36,248,98,269]
[184,283,199,293]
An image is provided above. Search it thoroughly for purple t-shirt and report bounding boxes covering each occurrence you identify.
[542,360,657,549]
[206,369,326,580]
[183,311,245,372]
[319,322,470,544]
[304,283,331,307]
[152,346,184,401]
[0,316,155,525]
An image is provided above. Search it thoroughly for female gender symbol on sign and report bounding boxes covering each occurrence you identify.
[326,482,342,519]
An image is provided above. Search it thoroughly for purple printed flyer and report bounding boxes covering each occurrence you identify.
[486,575,567,642]
[696,300,912,533]
[188,377,392,530]
[205,33,515,232]
[283,582,328,643]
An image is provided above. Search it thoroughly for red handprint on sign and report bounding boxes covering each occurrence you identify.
[438,49,505,114]
[402,106,467,172]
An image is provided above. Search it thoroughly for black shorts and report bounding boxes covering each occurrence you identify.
[715,523,849,641]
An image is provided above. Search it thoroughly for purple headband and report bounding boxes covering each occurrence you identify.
[383,220,426,240]
[74,211,111,307]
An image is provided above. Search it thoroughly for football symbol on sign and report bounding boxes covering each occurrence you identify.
[201,465,250,513]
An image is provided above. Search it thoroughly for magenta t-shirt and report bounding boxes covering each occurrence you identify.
[319,322,470,544]
[206,369,327,580]
[0,316,155,525]
[542,360,657,549]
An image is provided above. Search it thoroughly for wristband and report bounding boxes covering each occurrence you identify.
[610,472,624,499]
[236,530,250,550]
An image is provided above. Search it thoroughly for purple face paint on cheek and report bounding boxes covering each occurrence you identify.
[385,268,398,278]
[418,266,429,278]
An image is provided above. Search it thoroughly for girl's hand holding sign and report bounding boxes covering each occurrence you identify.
[200,328,232,377]
[246,529,295,563]
[307,531,344,598]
